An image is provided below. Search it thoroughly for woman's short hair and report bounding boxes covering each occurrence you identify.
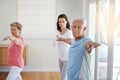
[10,22,22,31]
[10,22,22,34]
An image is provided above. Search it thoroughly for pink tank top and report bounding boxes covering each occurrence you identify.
[7,37,24,68]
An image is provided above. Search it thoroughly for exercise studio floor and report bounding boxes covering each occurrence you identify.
[0,72,61,80]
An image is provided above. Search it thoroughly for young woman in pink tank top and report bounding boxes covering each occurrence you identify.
[3,22,24,80]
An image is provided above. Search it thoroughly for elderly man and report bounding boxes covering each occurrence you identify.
[57,18,100,80]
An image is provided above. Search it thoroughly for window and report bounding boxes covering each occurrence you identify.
[89,0,120,80]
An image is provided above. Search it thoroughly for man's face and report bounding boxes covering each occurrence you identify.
[71,20,85,39]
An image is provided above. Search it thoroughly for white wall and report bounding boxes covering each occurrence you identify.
[57,0,88,23]
[0,0,88,72]
[0,0,17,43]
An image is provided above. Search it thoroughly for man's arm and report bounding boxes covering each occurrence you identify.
[85,41,100,53]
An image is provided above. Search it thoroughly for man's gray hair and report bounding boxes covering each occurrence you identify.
[72,17,87,27]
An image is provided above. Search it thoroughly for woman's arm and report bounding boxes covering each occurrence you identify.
[3,36,20,45]
[56,37,72,45]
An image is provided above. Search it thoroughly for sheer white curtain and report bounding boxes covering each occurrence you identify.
[88,0,120,80]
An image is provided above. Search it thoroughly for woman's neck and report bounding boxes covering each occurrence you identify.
[14,35,21,38]
[60,28,67,35]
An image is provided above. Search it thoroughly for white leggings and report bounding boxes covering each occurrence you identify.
[59,59,67,80]
[6,66,23,80]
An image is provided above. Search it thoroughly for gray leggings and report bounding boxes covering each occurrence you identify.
[59,59,67,80]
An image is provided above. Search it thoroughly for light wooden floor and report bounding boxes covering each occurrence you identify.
[0,72,61,80]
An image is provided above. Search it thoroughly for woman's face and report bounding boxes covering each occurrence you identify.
[58,18,67,29]
[11,26,21,37]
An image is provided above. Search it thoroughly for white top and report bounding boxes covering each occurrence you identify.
[57,29,73,61]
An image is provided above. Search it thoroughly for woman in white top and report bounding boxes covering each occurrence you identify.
[56,14,73,80]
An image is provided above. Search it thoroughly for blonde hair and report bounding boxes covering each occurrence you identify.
[10,22,22,33]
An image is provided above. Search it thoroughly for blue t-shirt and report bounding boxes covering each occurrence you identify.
[67,37,91,80]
